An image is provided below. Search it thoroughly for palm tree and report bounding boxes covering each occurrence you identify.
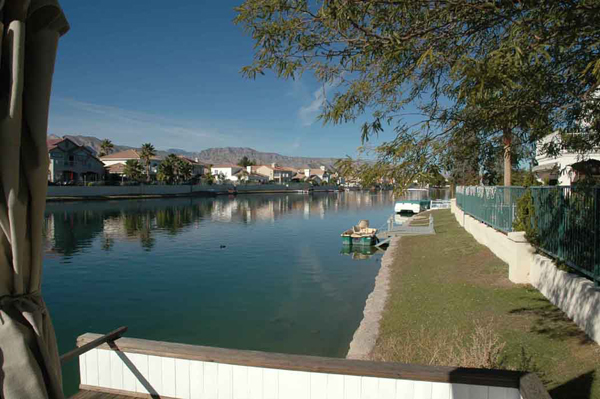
[98,139,114,157]
[123,159,144,181]
[157,154,177,184]
[139,143,157,182]
[179,159,193,182]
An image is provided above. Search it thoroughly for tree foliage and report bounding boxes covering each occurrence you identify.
[157,154,194,184]
[237,156,257,167]
[98,139,114,157]
[236,1,600,187]
[123,159,144,182]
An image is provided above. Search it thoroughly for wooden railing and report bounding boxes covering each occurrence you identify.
[60,326,127,365]
[75,332,551,399]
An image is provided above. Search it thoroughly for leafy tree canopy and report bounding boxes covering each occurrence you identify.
[237,156,257,167]
[236,0,600,187]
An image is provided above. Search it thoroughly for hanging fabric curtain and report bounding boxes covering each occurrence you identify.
[0,0,68,398]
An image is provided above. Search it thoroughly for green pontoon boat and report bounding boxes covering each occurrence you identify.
[341,220,379,246]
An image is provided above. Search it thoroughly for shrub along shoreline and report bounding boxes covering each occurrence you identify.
[372,210,600,399]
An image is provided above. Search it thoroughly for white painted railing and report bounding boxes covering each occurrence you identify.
[72,334,541,399]
[430,200,452,210]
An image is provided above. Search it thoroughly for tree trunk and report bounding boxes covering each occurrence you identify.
[503,128,512,187]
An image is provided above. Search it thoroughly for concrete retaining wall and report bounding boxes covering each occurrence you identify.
[450,199,533,284]
[451,198,600,344]
[47,184,339,199]
[236,183,311,193]
[47,185,202,198]
[530,255,600,343]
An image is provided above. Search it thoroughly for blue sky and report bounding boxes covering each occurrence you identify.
[49,0,396,158]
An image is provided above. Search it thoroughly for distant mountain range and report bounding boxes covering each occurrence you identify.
[48,134,341,168]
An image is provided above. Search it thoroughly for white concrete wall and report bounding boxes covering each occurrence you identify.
[530,255,600,343]
[451,199,600,345]
[450,199,532,284]
[79,348,520,399]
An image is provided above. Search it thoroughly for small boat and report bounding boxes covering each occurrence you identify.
[341,220,378,246]
[394,199,430,214]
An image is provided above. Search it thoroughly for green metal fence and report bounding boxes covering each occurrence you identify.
[529,187,600,285]
[456,185,600,285]
[455,186,526,233]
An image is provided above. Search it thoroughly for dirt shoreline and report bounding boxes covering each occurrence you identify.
[346,236,400,360]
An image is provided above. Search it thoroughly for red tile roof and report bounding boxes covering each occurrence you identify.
[211,164,241,168]
[106,163,126,173]
[47,138,63,150]
[100,149,162,161]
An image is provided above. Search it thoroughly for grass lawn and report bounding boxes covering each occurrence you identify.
[373,209,600,399]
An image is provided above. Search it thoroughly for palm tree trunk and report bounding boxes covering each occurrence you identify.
[503,128,512,187]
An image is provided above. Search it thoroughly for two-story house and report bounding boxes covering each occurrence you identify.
[47,137,105,183]
[533,132,600,185]
[255,163,294,183]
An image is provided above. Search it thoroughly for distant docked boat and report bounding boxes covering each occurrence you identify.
[341,220,378,246]
[394,199,430,214]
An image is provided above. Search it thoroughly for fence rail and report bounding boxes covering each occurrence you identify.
[456,185,600,285]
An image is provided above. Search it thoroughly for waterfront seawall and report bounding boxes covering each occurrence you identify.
[47,184,339,201]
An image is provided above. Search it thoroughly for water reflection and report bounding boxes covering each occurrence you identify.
[340,246,380,260]
[44,191,404,256]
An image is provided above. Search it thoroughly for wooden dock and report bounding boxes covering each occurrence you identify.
[375,213,435,247]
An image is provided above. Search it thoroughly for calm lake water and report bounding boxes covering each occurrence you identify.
[42,191,398,395]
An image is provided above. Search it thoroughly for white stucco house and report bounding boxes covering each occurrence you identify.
[211,164,243,182]
[304,166,331,183]
[533,132,600,185]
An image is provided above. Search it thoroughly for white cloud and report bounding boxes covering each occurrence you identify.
[49,97,227,150]
[298,79,340,127]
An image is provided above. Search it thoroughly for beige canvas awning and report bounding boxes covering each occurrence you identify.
[0,0,68,398]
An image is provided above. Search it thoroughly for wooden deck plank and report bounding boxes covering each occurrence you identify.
[71,385,178,399]
[70,390,127,399]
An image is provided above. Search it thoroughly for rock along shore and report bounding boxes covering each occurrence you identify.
[346,236,400,360]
